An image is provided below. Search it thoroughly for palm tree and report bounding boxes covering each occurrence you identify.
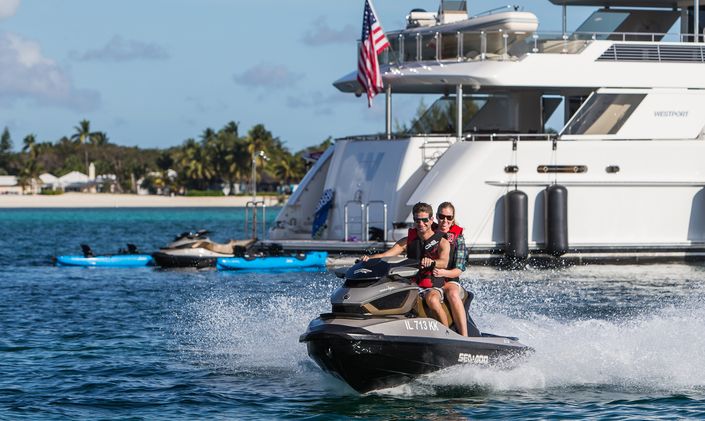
[222,121,239,136]
[19,134,42,194]
[246,125,274,193]
[228,137,250,191]
[0,127,12,174]
[22,134,37,156]
[92,131,109,145]
[200,128,216,144]
[70,119,97,175]
[273,154,294,184]
[175,138,214,191]
[206,130,235,194]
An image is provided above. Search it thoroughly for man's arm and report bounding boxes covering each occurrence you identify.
[361,237,408,261]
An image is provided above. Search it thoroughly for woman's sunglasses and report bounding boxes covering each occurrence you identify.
[437,214,454,221]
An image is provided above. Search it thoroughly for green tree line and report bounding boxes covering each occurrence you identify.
[0,121,330,195]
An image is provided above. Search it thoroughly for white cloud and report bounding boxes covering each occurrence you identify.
[301,16,357,46]
[286,90,355,109]
[0,0,20,20]
[71,35,169,62]
[0,32,100,111]
[233,63,303,88]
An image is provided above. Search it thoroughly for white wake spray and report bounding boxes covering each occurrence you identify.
[177,275,336,373]
[179,265,705,396]
[418,298,705,394]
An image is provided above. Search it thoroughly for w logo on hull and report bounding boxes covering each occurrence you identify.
[356,152,384,181]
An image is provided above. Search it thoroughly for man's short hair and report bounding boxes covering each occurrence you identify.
[412,202,433,216]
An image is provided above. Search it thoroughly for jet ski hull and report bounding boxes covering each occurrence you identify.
[301,316,530,393]
[151,251,222,268]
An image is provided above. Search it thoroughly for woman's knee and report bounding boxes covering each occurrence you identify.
[446,288,462,303]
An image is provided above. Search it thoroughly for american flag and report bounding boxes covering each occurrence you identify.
[357,0,390,107]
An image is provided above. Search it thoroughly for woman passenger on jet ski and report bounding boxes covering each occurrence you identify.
[361,202,451,327]
[431,202,469,337]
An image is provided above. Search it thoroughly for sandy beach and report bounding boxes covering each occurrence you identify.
[0,193,286,208]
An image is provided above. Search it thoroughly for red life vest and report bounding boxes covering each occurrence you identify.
[407,228,444,288]
[442,224,464,283]
[429,223,463,268]
[444,225,463,247]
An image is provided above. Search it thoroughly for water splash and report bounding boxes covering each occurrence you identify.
[177,266,705,396]
[176,274,337,375]
[395,299,705,395]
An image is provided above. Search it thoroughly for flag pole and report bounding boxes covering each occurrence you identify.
[385,84,392,139]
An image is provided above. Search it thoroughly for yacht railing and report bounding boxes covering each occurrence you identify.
[379,29,703,65]
[464,133,556,142]
[337,133,556,142]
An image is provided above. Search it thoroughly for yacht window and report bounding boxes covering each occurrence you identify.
[563,94,645,135]
[409,96,486,135]
[576,10,630,38]
[441,1,466,12]
[576,9,679,41]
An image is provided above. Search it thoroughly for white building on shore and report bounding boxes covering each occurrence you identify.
[0,176,21,195]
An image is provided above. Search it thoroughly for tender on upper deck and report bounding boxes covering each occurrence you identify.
[335,1,705,94]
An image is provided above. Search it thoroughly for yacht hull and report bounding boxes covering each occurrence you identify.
[272,138,705,262]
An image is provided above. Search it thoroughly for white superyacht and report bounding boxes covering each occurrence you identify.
[270,0,705,264]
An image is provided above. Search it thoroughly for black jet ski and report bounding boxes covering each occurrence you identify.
[152,230,256,268]
[300,257,531,393]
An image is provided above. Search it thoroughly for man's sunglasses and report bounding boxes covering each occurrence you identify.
[437,214,454,221]
[413,217,430,223]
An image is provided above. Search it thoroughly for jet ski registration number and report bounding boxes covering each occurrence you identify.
[403,320,439,331]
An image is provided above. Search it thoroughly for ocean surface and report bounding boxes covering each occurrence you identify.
[2,207,705,419]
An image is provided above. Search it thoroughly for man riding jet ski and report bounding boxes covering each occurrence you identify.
[300,257,531,393]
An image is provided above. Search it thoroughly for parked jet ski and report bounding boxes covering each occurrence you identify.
[152,230,257,268]
[54,244,154,268]
[167,229,211,248]
[300,256,531,393]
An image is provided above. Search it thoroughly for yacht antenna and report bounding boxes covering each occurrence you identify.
[696,0,700,42]
[562,4,567,37]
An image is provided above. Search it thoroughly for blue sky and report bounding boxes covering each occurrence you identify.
[0,0,595,152]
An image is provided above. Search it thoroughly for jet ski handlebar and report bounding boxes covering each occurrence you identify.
[342,257,421,281]
[173,229,210,241]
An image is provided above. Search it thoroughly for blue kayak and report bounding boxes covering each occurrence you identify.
[55,254,154,268]
[216,251,328,271]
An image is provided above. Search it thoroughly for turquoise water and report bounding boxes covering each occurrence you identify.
[2,208,705,419]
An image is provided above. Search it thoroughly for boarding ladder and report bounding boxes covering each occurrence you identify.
[244,200,267,240]
[344,200,388,242]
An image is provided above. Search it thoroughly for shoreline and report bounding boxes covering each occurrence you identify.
[0,193,285,208]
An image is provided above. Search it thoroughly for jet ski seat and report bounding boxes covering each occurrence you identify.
[198,238,257,254]
[414,285,481,336]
